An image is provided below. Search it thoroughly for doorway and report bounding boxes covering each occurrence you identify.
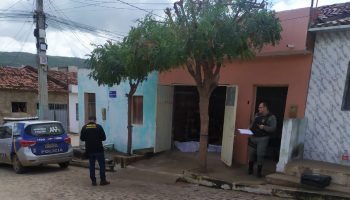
[172,86,226,145]
[254,86,288,162]
[84,93,96,124]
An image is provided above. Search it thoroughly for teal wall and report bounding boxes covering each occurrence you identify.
[78,69,158,153]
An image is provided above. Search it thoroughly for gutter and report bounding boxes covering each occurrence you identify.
[309,25,350,32]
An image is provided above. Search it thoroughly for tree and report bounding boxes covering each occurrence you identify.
[151,0,282,170]
[87,17,161,155]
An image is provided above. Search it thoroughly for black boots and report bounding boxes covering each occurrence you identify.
[257,165,263,178]
[248,162,263,178]
[248,161,254,175]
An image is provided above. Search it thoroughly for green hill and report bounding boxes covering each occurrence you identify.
[0,52,88,68]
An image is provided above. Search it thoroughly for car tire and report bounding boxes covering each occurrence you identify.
[58,161,69,169]
[12,155,24,174]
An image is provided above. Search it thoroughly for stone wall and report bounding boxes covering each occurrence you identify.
[0,89,67,124]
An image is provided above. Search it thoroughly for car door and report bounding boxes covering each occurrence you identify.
[0,125,13,164]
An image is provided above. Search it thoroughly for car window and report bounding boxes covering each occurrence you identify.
[12,123,21,136]
[0,126,12,139]
[25,123,65,137]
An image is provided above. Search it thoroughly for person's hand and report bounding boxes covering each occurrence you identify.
[258,124,264,129]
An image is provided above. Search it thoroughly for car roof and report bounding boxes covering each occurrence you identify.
[3,120,61,127]
[19,120,60,125]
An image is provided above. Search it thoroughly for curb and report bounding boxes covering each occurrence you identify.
[178,173,350,200]
[70,159,116,171]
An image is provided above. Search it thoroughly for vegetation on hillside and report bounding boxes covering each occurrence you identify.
[0,52,87,68]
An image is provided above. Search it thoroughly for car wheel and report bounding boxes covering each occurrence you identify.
[58,161,69,169]
[12,155,24,174]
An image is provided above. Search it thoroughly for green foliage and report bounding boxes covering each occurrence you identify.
[158,0,282,67]
[87,16,162,87]
[0,52,87,68]
[87,42,126,87]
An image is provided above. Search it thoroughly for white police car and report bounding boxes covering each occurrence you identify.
[0,118,73,173]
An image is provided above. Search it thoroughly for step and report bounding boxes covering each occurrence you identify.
[266,173,350,195]
[285,160,350,186]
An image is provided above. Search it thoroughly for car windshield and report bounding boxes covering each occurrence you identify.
[26,123,65,137]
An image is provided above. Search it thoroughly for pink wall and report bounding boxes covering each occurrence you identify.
[158,7,313,164]
[159,54,313,164]
[260,7,310,55]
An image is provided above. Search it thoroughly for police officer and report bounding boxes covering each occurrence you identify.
[80,116,110,186]
[248,102,276,178]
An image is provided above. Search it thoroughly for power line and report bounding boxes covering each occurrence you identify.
[46,0,93,53]
[69,0,172,6]
[46,14,125,39]
[0,21,32,55]
[11,22,34,64]
[48,20,92,57]
[1,0,24,13]
[55,3,163,12]
[112,0,165,19]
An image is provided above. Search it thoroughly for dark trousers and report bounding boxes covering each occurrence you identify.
[88,152,106,183]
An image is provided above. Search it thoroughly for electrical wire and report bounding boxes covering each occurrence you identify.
[0,20,33,56]
[46,0,93,53]
[1,0,24,13]
[111,0,165,19]
[10,22,34,64]
[45,0,125,40]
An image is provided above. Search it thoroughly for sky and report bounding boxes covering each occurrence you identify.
[0,0,349,59]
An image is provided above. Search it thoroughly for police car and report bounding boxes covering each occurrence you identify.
[0,117,73,173]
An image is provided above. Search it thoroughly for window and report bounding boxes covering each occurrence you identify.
[76,103,79,120]
[0,126,12,139]
[132,96,143,124]
[342,62,350,111]
[49,104,67,110]
[85,93,96,121]
[12,102,27,112]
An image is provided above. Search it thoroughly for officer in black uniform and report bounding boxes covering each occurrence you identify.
[80,116,110,186]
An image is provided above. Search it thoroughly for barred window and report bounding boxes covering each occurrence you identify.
[12,102,27,112]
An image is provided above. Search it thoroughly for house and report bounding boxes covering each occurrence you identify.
[266,3,350,191]
[51,66,79,134]
[0,65,78,133]
[304,2,350,165]
[77,8,315,166]
[78,69,159,153]
[157,7,314,166]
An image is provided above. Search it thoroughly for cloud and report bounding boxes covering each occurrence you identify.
[272,0,350,11]
[1,0,349,58]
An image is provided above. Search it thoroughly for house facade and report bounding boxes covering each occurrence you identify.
[0,66,77,133]
[158,7,314,165]
[304,2,350,165]
[78,68,159,153]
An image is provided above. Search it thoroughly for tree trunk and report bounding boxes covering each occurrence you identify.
[198,89,210,171]
[127,81,139,156]
[127,94,133,155]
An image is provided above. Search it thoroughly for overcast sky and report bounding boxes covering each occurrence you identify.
[0,0,349,59]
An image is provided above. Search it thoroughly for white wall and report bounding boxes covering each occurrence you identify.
[69,84,79,133]
[304,30,350,165]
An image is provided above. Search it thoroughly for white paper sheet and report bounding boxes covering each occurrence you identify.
[237,129,253,135]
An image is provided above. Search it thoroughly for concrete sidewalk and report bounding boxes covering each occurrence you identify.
[69,141,350,200]
[128,151,350,200]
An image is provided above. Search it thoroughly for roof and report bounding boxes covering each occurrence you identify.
[310,2,350,28]
[0,66,77,92]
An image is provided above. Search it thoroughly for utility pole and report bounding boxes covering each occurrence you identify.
[34,0,49,120]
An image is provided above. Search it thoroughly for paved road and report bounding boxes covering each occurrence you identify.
[0,164,288,200]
